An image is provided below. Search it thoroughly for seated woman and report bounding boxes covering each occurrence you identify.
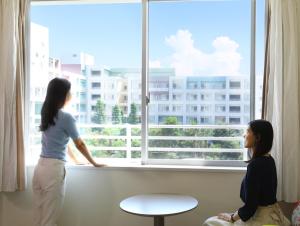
[203,119,290,226]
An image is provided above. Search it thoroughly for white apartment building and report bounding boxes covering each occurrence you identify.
[84,64,263,125]
[30,23,51,130]
[31,23,89,128]
[61,64,88,123]
[30,23,262,127]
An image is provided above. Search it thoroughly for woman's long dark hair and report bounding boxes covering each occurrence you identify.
[248,119,274,160]
[40,78,71,131]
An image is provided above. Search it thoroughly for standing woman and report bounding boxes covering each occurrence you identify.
[32,78,105,226]
[203,120,290,226]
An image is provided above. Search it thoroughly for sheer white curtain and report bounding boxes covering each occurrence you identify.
[263,0,300,202]
[0,0,29,191]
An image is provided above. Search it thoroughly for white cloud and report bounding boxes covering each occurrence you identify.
[164,30,242,76]
[149,60,162,68]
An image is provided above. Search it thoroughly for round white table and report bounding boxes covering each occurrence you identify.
[120,194,198,226]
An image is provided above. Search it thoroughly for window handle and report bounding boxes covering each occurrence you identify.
[146,94,150,105]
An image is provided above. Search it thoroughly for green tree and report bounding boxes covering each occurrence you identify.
[92,99,106,124]
[112,105,122,124]
[120,110,126,123]
[149,116,181,159]
[128,103,138,124]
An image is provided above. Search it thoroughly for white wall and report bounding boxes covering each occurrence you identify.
[0,166,245,226]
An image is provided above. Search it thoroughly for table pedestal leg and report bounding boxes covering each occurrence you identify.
[154,216,164,226]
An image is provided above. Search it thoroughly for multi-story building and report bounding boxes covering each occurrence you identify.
[83,64,263,125]
[61,64,88,123]
[30,23,51,129]
[149,75,251,125]
[31,23,89,128]
[30,21,262,127]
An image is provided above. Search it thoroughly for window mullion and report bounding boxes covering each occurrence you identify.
[250,0,256,121]
[141,0,149,164]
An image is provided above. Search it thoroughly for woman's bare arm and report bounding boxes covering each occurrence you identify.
[73,138,106,167]
[67,145,81,164]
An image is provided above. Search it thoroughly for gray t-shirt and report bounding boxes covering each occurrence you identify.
[41,110,80,161]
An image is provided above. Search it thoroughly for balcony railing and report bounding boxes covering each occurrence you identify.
[29,124,247,164]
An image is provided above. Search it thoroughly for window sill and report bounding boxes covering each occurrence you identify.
[26,158,246,172]
[63,162,246,173]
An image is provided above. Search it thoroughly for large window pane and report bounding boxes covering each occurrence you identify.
[29,0,264,166]
[30,3,141,164]
[148,0,254,163]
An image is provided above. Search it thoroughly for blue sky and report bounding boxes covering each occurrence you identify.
[31,0,264,76]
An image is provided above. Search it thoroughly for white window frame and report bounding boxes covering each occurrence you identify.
[28,0,257,167]
[142,0,256,166]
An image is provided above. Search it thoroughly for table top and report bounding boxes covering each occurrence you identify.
[120,194,198,217]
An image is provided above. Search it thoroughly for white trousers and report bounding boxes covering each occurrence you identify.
[203,203,291,226]
[32,157,66,226]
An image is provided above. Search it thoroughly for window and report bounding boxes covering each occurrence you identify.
[150,79,169,89]
[200,105,211,113]
[229,106,241,113]
[92,82,101,88]
[215,93,226,101]
[186,93,197,101]
[215,116,226,124]
[229,81,241,89]
[172,105,182,112]
[186,105,198,113]
[80,93,86,100]
[201,81,226,89]
[200,117,211,124]
[147,0,254,165]
[151,93,169,101]
[91,94,100,100]
[215,105,226,113]
[35,118,41,124]
[229,94,241,101]
[80,104,86,112]
[35,102,43,115]
[229,117,241,124]
[187,116,198,124]
[29,0,264,166]
[187,81,198,89]
[30,2,142,164]
[91,70,101,76]
[158,104,169,112]
[172,93,182,101]
[200,94,212,101]
[172,80,182,89]
[80,80,87,88]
